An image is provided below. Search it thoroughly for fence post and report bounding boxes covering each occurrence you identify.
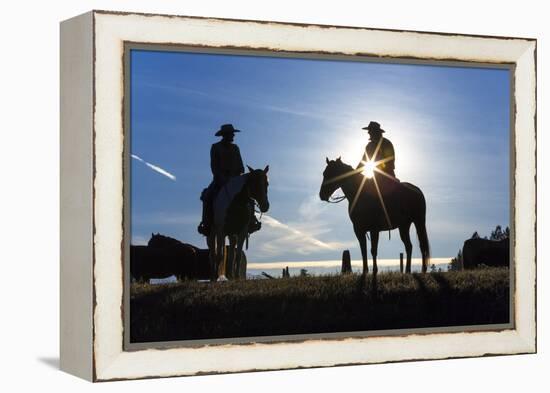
[341,250,352,274]
[400,253,404,273]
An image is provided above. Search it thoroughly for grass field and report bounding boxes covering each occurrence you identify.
[130,268,510,343]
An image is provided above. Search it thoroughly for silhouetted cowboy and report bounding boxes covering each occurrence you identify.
[357,121,396,179]
[198,124,244,236]
[198,124,261,236]
[211,124,245,185]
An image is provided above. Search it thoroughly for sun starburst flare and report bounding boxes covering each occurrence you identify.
[325,136,402,231]
[361,160,376,178]
[349,136,399,231]
[354,155,396,228]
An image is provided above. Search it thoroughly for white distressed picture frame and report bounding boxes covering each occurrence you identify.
[60,10,536,382]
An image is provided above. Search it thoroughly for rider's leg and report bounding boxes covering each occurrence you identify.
[198,200,210,235]
[235,231,247,279]
[198,187,214,235]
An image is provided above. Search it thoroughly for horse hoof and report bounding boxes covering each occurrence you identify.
[217,275,228,282]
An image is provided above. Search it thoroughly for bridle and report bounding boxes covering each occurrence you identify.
[253,200,264,219]
[245,172,266,218]
[322,173,347,204]
[247,173,266,250]
[327,194,346,203]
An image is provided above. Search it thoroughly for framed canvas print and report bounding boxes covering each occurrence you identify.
[60,10,537,381]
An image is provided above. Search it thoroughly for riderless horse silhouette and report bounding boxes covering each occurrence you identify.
[208,165,270,280]
[319,158,430,275]
[130,234,198,282]
[147,233,214,279]
[462,237,509,269]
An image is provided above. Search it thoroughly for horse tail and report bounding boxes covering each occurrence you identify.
[415,219,431,267]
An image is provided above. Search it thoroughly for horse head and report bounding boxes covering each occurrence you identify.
[148,233,182,247]
[246,165,270,213]
[319,157,354,201]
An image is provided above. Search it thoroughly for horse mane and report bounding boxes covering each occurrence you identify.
[220,174,249,201]
[148,233,183,247]
[331,159,363,185]
[337,160,354,172]
[213,173,250,228]
[332,159,357,174]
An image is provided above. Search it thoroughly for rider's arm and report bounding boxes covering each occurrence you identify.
[210,144,221,181]
[356,148,367,169]
[235,145,245,175]
[385,140,395,170]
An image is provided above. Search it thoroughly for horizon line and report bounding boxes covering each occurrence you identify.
[248,257,451,269]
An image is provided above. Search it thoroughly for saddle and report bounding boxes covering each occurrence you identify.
[198,186,261,236]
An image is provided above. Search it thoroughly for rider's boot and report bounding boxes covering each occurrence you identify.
[197,201,212,236]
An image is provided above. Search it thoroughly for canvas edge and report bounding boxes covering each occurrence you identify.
[512,39,537,354]
[92,8,538,41]
[89,11,537,381]
[59,11,95,381]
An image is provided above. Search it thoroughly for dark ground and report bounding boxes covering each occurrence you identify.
[130,268,510,343]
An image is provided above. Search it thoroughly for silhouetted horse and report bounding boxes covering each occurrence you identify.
[148,233,197,253]
[462,237,509,269]
[208,165,270,280]
[130,245,186,282]
[129,234,197,282]
[319,158,430,275]
[194,248,215,279]
[147,233,199,279]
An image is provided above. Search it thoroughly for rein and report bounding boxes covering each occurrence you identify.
[323,164,393,239]
[246,174,266,250]
[327,195,346,203]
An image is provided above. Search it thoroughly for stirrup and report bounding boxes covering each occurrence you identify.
[197,222,210,236]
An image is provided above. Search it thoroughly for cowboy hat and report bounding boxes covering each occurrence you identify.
[215,123,241,136]
[362,121,385,133]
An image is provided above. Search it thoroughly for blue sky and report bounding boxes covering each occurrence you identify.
[130,49,510,263]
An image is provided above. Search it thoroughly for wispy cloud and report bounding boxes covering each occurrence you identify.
[133,212,199,226]
[140,81,333,121]
[297,194,328,220]
[131,154,176,181]
[262,215,336,250]
[250,213,354,260]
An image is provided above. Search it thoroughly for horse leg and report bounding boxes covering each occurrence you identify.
[216,232,225,279]
[235,232,247,279]
[227,235,237,279]
[207,234,216,280]
[399,223,413,273]
[354,225,368,276]
[370,230,379,275]
[413,219,431,274]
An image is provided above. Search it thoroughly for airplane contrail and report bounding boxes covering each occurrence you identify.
[261,215,336,250]
[131,154,176,181]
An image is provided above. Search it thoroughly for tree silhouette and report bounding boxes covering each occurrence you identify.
[490,225,510,241]
[449,249,463,271]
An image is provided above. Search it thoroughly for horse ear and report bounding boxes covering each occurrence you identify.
[326,157,329,164]
[264,165,269,174]
[247,165,254,172]
[337,156,341,162]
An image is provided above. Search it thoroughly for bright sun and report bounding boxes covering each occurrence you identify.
[361,160,376,178]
